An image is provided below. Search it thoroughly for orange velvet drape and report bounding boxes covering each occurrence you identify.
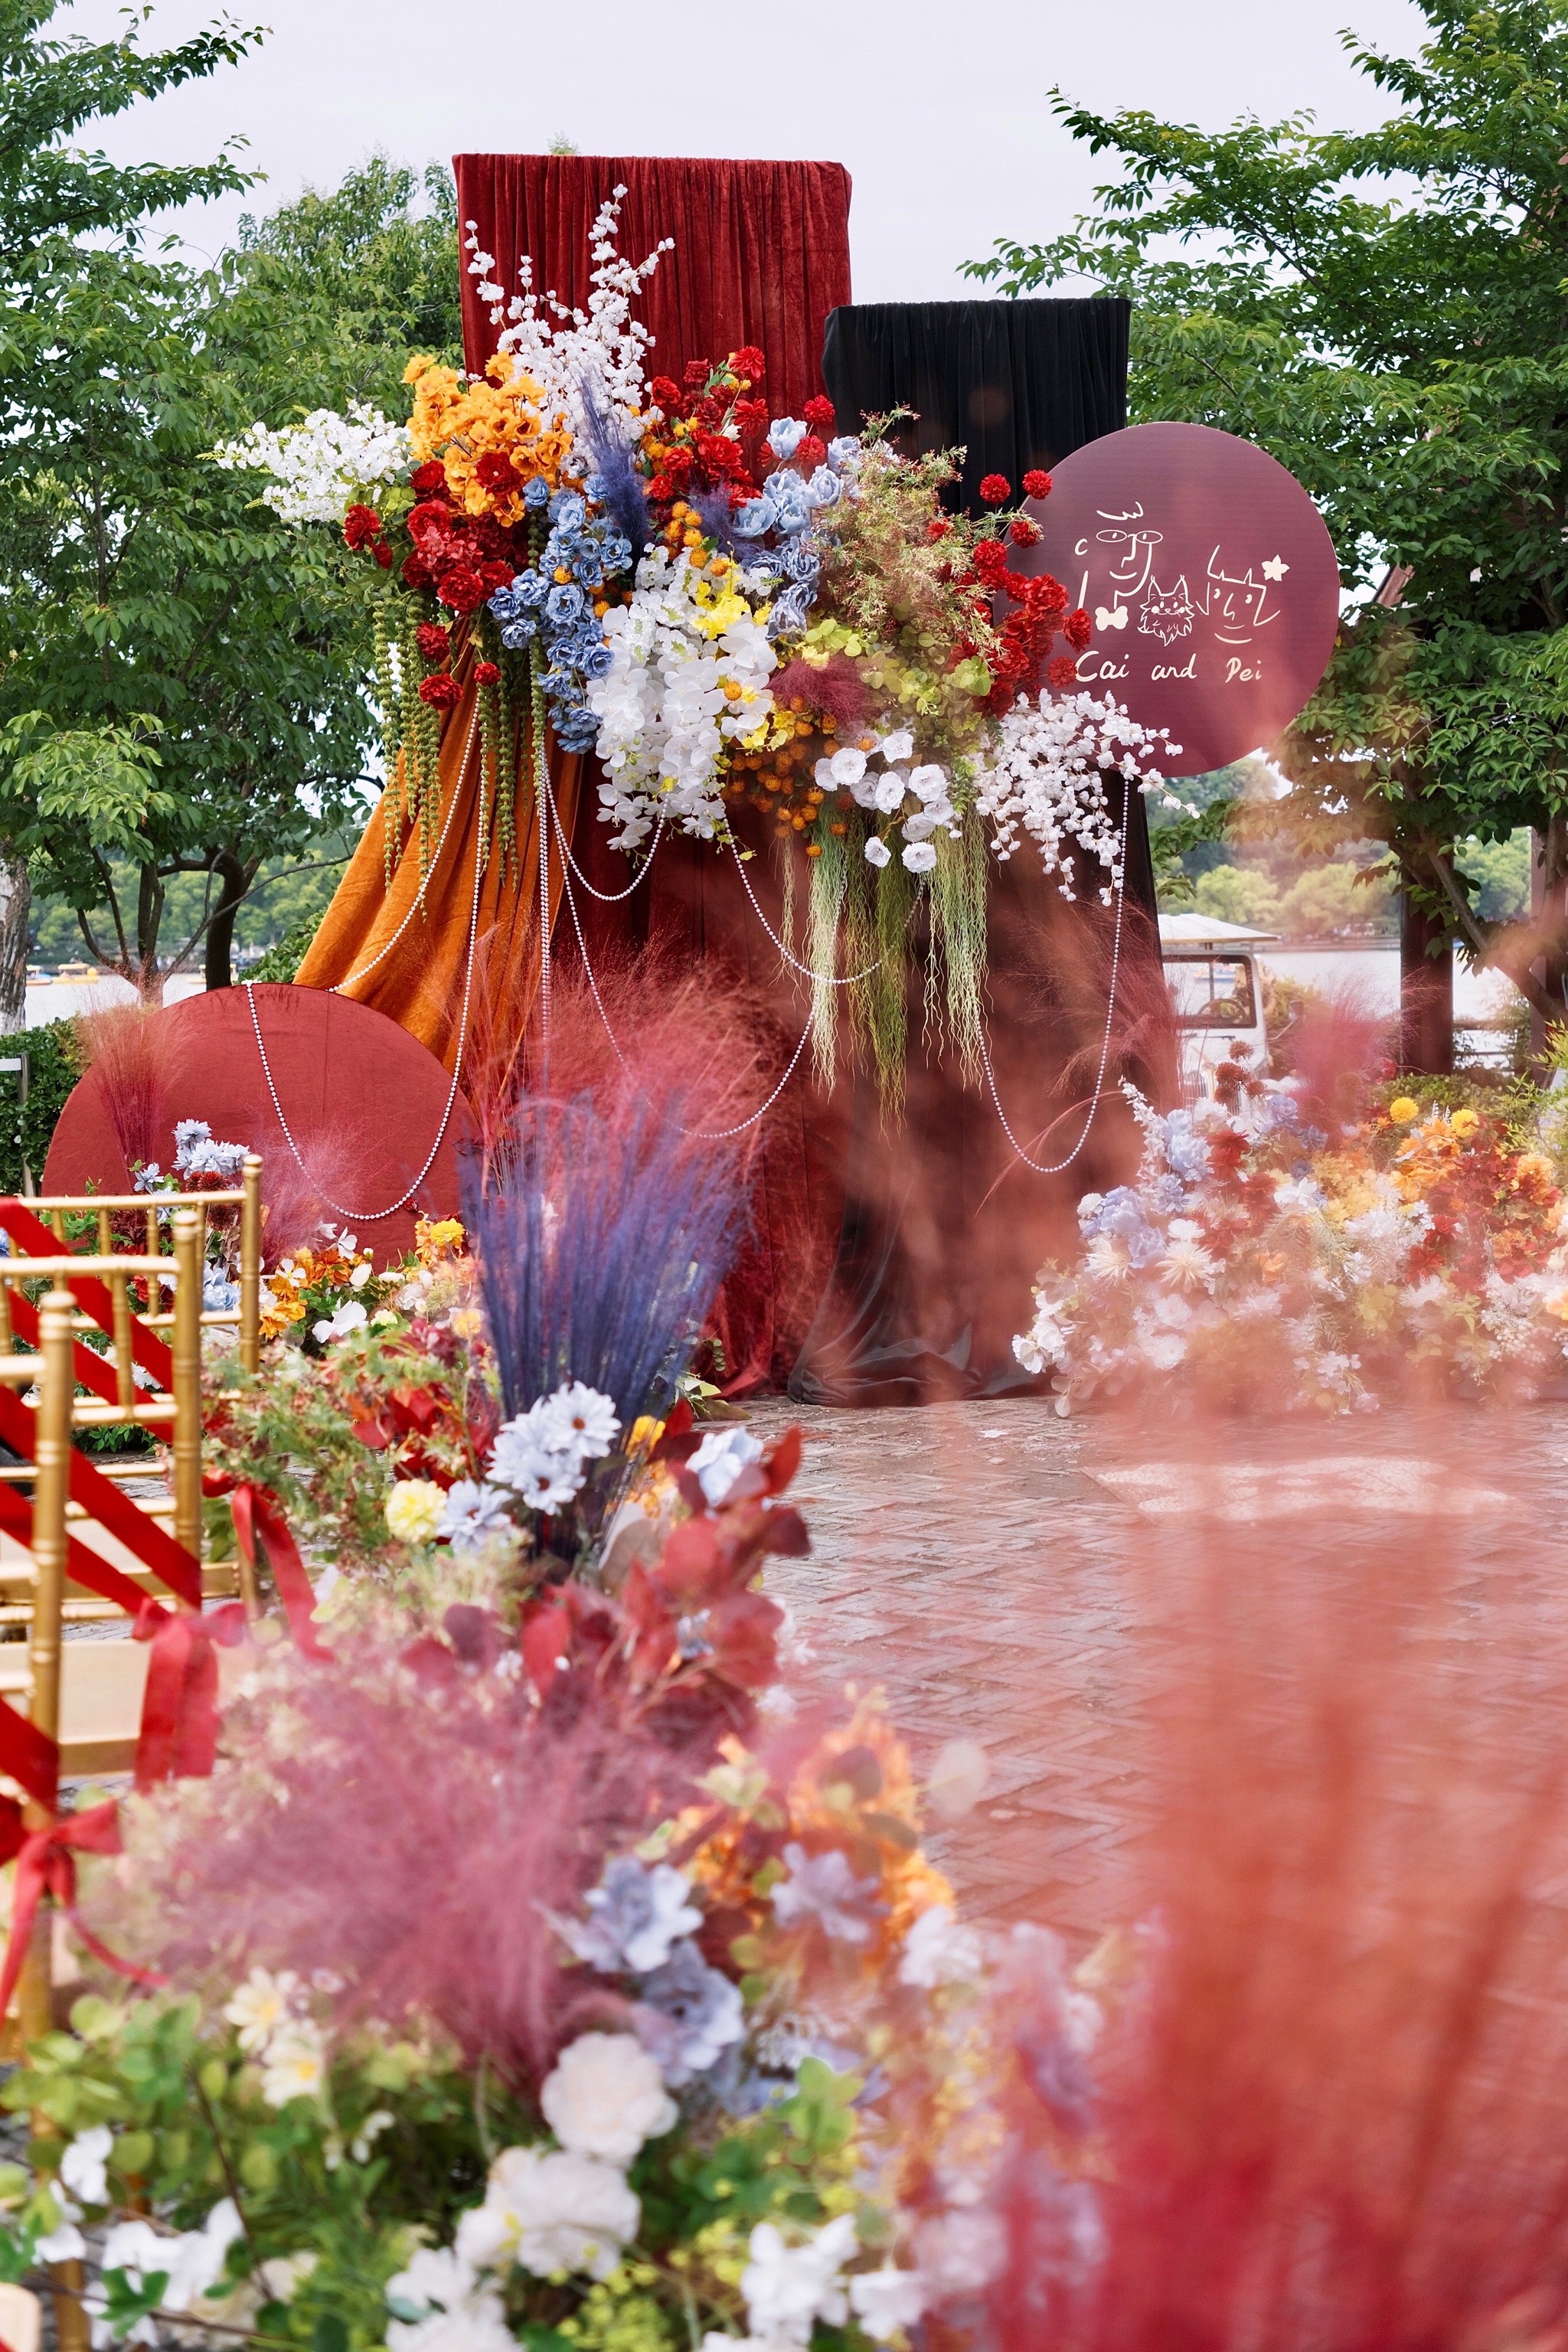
[297,662,580,1070]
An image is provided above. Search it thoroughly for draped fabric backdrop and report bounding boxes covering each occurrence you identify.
[792,296,1168,1403]
[453,155,857,1396]
[453,154,852,419]
[822,299,1133,518]
[305,164,1166,1403]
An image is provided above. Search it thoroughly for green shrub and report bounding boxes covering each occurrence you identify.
[0,1018,86,1194]
[246,916,320,984]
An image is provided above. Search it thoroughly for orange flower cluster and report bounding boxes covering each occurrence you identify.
[405,352,573,527]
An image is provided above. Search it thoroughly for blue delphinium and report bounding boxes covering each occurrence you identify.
[488,482,634,754]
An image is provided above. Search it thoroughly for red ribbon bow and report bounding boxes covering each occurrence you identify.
[0,1800,165,2021]
[204,1477,332,1661]
[132,1598,250,1789]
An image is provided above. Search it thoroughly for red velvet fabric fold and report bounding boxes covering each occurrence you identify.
[452,154,851,420]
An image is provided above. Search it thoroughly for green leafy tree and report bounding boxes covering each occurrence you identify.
[1,245,380,995]
[966,0,1568,1058]
[230,153,463,410]
[0,0,264,1019]
[15,154,463,993]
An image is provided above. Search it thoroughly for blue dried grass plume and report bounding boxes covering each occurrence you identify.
[463,1083,747,1431]
[576,374,654,558]
[691,485,745,560]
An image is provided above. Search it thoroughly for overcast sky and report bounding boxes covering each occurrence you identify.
[59,0,1432,299]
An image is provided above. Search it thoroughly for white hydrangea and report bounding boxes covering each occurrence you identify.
[539,2032,676,2164]
[589,548,776,848]
[211,404,413,524]
[455,2145,641,2282]
[740,2214,859,2347]
[974,691,1184,901]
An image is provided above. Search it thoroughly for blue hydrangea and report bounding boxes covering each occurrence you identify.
[1080,1185,1165,1267]
[545,582,586,627]
[556,706,602,752]
[523,474,550,509]
[1156,1111,1210,1182]
[766,582,815,642]
[733,495,776,539]
[778,537,820,586]
[489,496,635,744]
[635,1939,745,2086]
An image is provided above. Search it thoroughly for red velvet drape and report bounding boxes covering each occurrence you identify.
[452,154,852,420]
[451,152,854,1393]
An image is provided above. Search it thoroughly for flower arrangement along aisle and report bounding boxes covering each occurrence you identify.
[216,188,1187,1099]
[202,969,761,1599]
[0,1427,1113,2352]
[1014,1066,1568,1414]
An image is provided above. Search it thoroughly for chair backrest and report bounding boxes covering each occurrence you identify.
[2,1152,264,1377]
[0,1217,202,1751]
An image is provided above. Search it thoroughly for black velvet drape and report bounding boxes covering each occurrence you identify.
[791,298,1167,1405]
[822,296,1131,512]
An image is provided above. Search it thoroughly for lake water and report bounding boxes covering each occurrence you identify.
[22,974,207,1029]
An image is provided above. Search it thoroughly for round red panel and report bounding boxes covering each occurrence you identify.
[1019,421,1341,778]
[44,984,472,1269]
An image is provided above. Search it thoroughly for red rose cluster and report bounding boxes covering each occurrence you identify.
[642,348,780,519]
[404,494,514,612]
[343,504,394,570]
[962,531,1084,708]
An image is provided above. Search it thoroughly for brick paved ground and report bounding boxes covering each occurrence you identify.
[750,1394,1563,1945]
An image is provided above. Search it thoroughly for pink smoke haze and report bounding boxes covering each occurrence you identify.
[982,1408,1568,2351]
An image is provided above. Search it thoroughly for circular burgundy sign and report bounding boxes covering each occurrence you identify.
[1016,421,1341,778]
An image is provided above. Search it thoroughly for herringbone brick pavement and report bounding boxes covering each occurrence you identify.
[752,1396,1558,1944]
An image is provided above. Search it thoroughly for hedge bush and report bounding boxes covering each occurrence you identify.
[0,1018,86,1194]
[245,919,319,984]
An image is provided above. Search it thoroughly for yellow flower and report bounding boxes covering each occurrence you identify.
[416,1216,465,1258]
[449,1306,483,1339]
[1388,1096,1420,1125]
[385,1479,446,1546]
[1450,1106,1480,1138]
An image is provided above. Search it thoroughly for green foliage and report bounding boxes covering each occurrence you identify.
[0,3,261,273]
[0,242,382,992]
[964,0,1568,994]
[29,826,359,965]
[0,1991,877,2352]
[0,18,459,995]
[247,919,322,984]
[1457,827,1531,920]
[1191,865,1280,927]
[230,155,462,415]
[0,1016,83,1191]
[2,1994,492,2352]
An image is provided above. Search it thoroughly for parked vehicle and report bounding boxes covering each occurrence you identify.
[1159,912,1273,1099]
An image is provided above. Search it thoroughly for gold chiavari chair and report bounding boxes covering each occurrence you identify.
[14,1151,263,1374]
[0,1161,265,1625]
[0,1220,207,1777]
